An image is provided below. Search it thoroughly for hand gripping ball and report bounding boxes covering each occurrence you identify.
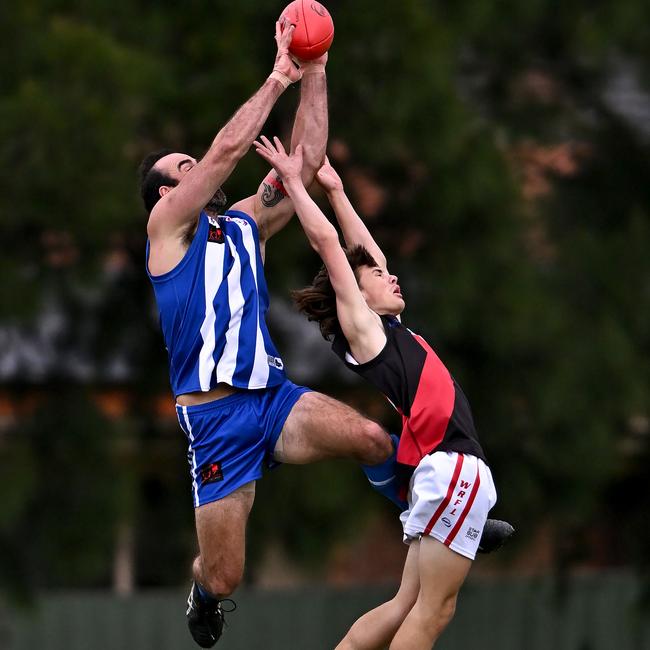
[280,0,334,60]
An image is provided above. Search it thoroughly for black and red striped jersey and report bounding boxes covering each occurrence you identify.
[332,316,487,469]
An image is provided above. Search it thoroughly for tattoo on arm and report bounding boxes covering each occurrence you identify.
[261,175,288,207]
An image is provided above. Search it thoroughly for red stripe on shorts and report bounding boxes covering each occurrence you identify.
[444,461,481,547]
[423,453,464,536]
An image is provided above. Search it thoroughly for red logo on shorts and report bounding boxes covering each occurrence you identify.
[201,462,224,484]
[449,482,472,516]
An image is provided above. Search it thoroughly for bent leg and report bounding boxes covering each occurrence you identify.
[336,541,420,650]
[390,537,471,650]
[192,482,256,597]
[274,391,392,465]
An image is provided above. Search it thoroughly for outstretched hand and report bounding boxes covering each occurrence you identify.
[273,19,302,84]
[316,156,344,193]
[254,136,304,184]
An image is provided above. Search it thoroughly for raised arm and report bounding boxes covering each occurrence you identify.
[230,55,328,245]
[290,58,328,184]
[315,158,387,270]
[147,20,301,239]
[254,137,386,362]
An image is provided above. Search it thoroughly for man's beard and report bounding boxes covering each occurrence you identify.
[205,188,227,214]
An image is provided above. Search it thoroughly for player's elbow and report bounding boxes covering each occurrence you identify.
[299,148,323,186]
[310,225,339,254]
[205,136,244,169]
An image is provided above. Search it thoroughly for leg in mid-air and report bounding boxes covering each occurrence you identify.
[390,537,471,650]
[178,373,391,648]
[334,449,499,648]
[272,390,393,466]
[387,452,494,648]
[275,389,513,550]
[177,380,310,647]
[185,482,255,648]
[335,541,420,650]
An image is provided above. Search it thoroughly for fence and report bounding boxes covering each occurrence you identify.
[2,572,648,649]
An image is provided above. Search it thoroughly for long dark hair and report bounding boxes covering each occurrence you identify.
[291,245,377,340]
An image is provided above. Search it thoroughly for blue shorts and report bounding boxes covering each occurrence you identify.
[176,379,310,507]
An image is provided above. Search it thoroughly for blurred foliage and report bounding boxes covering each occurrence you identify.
[0,0,649,594]
[0,391,121,600]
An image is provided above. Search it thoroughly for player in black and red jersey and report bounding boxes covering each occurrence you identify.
[254,136,512,650]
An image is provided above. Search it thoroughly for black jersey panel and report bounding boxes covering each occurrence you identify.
[332,317,487,466]
[332,317,426,416]
[434,380,487,462]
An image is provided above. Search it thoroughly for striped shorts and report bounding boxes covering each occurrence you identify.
[400,452,497,560]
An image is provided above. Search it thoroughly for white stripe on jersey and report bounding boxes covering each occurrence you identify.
[181,406,200,508]
[215,233,245,384]
[198,239,226,391]
[240,222,270,388]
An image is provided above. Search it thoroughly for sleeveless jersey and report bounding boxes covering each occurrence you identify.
[332,316,487,468]
[147,210,286,397]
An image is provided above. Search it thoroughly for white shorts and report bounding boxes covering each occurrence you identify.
[400,452,497,560]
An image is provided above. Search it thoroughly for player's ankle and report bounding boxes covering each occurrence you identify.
[195,582,219,603]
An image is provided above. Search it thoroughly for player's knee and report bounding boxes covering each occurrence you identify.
[202,564,243,598]
[359,422,392,464]
[437,595,457,630]
[394,583,419,613]
[390,591,418,621]
[422,594,457,638]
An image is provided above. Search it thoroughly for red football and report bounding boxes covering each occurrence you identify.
[280,0,334,60]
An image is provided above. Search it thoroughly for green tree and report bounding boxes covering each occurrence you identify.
[0,0,648,592]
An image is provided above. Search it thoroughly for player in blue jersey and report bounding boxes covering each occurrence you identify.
[139,20,393,648]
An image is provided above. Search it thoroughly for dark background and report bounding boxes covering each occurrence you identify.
[0,0,648,603]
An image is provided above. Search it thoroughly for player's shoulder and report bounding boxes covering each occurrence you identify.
[147,198,203,242]
[228,196,258,222]
[218,207,259,239]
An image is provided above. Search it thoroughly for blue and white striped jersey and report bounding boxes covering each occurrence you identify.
[146,209,286,397]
